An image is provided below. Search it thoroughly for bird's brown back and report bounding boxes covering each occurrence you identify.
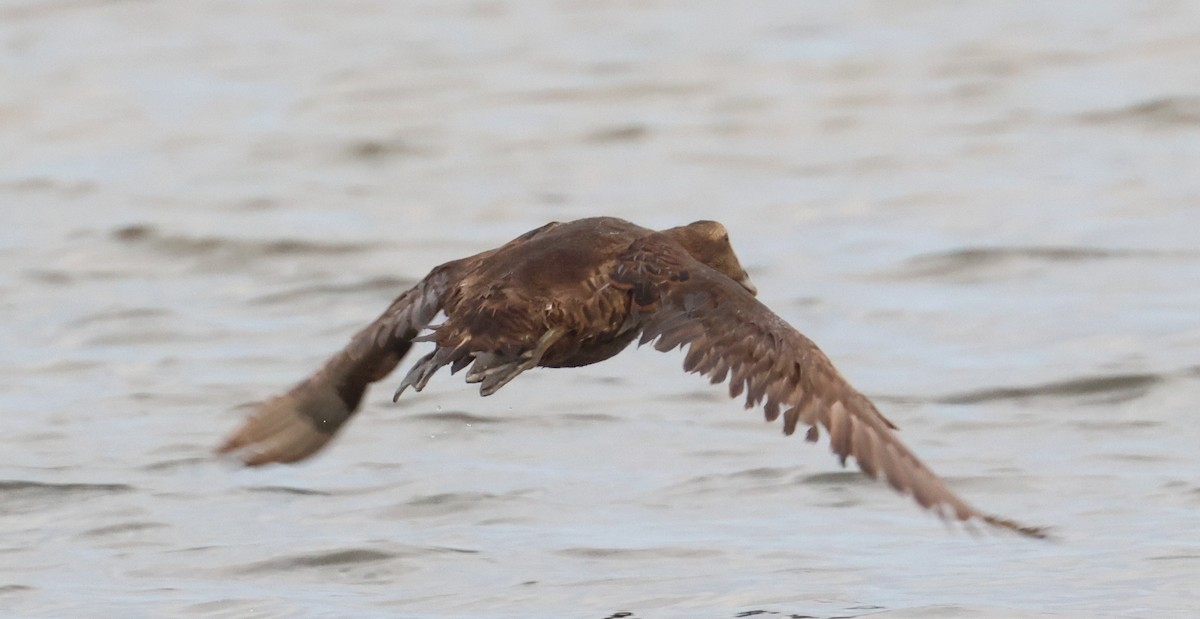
[437,217,651,362]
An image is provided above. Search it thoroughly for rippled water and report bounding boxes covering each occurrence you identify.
[3,1,1199,617]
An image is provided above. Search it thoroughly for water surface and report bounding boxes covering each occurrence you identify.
[2,1,1199,617]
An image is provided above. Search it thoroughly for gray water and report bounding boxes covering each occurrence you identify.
[2,1,1199,617]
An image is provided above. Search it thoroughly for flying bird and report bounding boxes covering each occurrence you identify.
[219,217,1045,538]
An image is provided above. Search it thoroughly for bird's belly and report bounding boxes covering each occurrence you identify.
[539,330,638,368]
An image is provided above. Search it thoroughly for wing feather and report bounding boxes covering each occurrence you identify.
[217,263,459,465]
[217,224,580,466]
[615,235,1046,538]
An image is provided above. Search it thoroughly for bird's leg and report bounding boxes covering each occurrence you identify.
[472,329,563,396]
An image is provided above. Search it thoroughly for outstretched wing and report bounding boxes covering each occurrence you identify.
[613,234,1046,538]
[217,263,458,465]
[217,222,572,466]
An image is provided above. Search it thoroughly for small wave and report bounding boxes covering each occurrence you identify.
[345,137,426,161]
[1079,96,1200,127]
[234,544,476,575]
[584,124,648,143]
[1147,553,1200,563]
[0,177,94,195]
[666,466,805,496]
[801,471,871,486]
[674,466,791,484]
[557,412,622,424]
[77,522,168,538]
[885,246,1166,281]
[23,268,125,284]
[936,372,1163,405]
[383,491,506,518]
[236,548,397,574]
[719,467,794,481]
[654,389,727,404]
[1073,419,1163,432]
[514,412,622,429]
[110,224,373,259]
[68,307,170,328]
[249,276,413,305]
[24,360,105,374]
[556,546,722,560]
[0,480,134,494]
[242,485,334,497]
[405,410,503,425]
[0,481,134,515]
[140,456,211,472]
[516,81,709,104]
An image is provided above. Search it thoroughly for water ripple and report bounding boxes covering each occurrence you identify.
[0,480,134,515]
[249,276,413,305]
[110,225,373,258]
[885,246,1183,281]
[381,491,516,518]
[557,546,723,560]
[235,548,397,574]
[77,521,168,538]
[1079,96,1200,128]
[935,372,1164,405]
[405,410,505,425]
[242,485,334,497]
[233,544,478,575]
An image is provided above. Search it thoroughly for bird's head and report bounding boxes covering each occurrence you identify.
[663,220,757,296]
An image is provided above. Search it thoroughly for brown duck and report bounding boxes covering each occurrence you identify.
[219,217,1045,538]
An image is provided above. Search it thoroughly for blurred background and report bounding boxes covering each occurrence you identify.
[2,1,1198,617]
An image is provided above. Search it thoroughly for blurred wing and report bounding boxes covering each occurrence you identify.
[216,222,571,466]
[217,263,458,465]
[614,235,1045,538]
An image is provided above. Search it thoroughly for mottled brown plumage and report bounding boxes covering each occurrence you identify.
[218,217,1046,538]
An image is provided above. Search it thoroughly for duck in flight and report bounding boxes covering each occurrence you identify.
[219,217,1045,538]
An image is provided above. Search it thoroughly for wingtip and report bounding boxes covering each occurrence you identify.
[217,388,343,467]
[216,422,334,467]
